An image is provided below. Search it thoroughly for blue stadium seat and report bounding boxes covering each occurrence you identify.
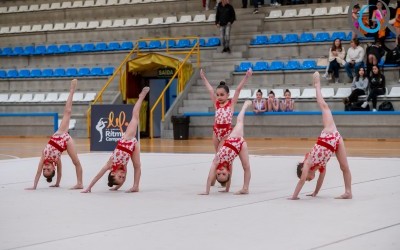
[283,34,299,44]
[23,45,35,56]
[19,69,31,78]
[190,38,205,47]
[314,32,330,42]
[205,37,220,47]
[176,39,191,48]
[329,31,346,41]
[2,47,14,56]
[66,68,78,77]
[0,48,2,55]
[121,41,133,50]
[0,70,6,78]
[30,69,42,78]
[54,68,66,77]
[301,60,317,70]
[267,34,283,44]
[34,45,46,55]
[148,40,162,49]
[7,69,19,78]
[138,41,148,49]
[13,47,25,56]
[250,35,268,45]
[253,61,268,71]
[268,61,284,71]
[59,44,71,53]
[162,40,176,48]
[78,67,91,76]
[235,62,252,72]
[91,67,103,76]
[346,32,353,41]
[108,42,121,51]
[42,69,54,77]
[284,60,301,70]
[46,44,59,54]
[103,67,115,76]
[71,44,83,53]
[299,33,314,43]
[95,42,108,51]
[83,43,95,52]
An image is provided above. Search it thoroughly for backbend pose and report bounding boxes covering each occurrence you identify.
[26,79,83,190]
[200,68,252,186]
[82,87,149,193]
[200,100,252,195]
[289,72,352,200]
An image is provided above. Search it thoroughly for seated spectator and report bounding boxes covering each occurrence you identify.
[343,67,369,106]
[280,89,295,112]
[267,90,280,112]
[365,39,385,76]
[323,39,345,84]
[361,65,386,112]
[344,38,365,82]
[253,89,267,114]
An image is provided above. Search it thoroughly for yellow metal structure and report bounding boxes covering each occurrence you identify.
[86,37,201,138]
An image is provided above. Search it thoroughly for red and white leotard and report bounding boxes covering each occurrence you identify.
[216,137,245,171]
[109,137,137,172]
[307,130,341,173]
[213,100,233,141]
[43,132,71,165]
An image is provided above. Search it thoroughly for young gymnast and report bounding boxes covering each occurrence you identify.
[289,72,352,200]
[26,79,83,190]
[200,68,252,152]
[200,100,252,195]
[81,87,149,193]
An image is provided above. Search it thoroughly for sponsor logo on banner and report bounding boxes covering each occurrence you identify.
[90,105,133,151]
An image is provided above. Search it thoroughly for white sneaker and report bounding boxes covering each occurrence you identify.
[398,78,400,83]
[322,73,328,79]
[361,101,368,108]
[372,109,377,112]
[335,79,339,84]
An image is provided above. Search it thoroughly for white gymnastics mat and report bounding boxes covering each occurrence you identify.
[0,153,399,250]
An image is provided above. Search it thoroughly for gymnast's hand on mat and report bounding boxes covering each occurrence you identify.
[25,187,36,190]
[306,192,317,197]
[287,196,300,200]
[49,184,59,188]
[198,192,209,195]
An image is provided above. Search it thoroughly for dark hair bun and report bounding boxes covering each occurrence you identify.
[108,182,113,187]
[46,177,52,183]
[219,81,226,85]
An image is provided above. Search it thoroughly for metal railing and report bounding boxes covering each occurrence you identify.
[86,37,201,138]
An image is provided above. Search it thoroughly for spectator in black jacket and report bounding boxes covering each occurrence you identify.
[216,0,236,53]
[361,65,386,111]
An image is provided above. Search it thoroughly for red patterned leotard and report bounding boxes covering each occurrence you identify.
[43,132,71,165]
[306,130,341,173]
[216,137,245,171]
[213,100,233,141]
[109,137,137,172]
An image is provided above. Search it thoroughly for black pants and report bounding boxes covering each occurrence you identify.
[242,0,247,7]
[367,88,386,109]
[328,59,340,78]
[348,89,366,103]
